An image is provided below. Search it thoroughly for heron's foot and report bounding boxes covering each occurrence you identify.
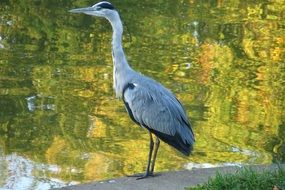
[127,172,154,180]
[136,172,153,180]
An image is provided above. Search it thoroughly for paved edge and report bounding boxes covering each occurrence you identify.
[53,164,284,190]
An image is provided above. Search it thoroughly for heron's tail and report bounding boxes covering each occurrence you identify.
[150,129,194,156]
[167,132,194,156]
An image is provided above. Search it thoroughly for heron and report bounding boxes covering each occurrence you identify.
[69,1,195,179]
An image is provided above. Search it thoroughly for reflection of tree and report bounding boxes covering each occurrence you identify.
[0,0,284,183]
[275,123,285,162]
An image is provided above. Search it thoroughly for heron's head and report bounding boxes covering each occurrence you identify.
[69,1,116,18]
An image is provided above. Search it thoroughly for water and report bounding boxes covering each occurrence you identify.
[0,0,284,189]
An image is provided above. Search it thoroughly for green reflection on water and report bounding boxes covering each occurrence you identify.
[0,0,284,188]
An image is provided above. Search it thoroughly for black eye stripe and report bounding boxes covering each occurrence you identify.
[97,2,115,10]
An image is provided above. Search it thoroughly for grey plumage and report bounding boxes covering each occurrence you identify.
[123,74,194,155]
[70,1,195,179]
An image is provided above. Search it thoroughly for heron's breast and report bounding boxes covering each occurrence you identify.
[113,69,126,98]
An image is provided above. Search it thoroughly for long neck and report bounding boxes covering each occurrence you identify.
[107,12,130,71]
[107,12,132,98]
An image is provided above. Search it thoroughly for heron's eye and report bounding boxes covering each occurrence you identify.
[95,6,102,11]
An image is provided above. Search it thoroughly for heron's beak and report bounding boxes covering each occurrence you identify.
[69,7,94,14]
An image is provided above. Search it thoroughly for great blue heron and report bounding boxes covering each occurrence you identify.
[69,1,195,179]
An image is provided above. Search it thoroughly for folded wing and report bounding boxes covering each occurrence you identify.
[122,81,195,155]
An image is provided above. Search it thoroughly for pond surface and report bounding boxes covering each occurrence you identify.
[0,0,284,189]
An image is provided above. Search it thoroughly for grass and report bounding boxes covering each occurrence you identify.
[187,166,285,190]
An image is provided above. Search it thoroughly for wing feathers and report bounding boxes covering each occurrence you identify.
[122,81,195,154]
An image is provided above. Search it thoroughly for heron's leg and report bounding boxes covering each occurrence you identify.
[136,132,154,180]
[150,137,160,174]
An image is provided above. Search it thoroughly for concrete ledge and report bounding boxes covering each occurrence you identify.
[54,164,284,190]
